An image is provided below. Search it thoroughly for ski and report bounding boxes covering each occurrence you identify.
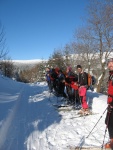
[53,104,75,111]
[69,112,99,119]
[73,136,85,150]
[53,104,71,108]
[62,112,99,121]
[54,103,82,111]
[72,147,103,150]
[58,107,74,111]
[54,104,82,112]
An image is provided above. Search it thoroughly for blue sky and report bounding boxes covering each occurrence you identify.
[0,0,88,60]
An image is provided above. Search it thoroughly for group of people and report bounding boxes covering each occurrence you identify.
[45,59,113,149]
[46,64,91,114]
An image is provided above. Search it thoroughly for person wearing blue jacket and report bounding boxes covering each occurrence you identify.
[45,67,53,92]
[56,69,67,98]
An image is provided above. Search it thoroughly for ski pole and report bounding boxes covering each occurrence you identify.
[74,90,76,108]
[101,108,111,149]
[57,95,59,104]
[86,107,107,138]
[48,91,51,102]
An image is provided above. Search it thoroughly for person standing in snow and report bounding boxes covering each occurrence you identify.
[65,66,79,105]
[57,69,67,98]
[104,58,113,149]
[45,67,53,92]
[49,68,58,92]
[76,65,90,115]
[65,66,75,104]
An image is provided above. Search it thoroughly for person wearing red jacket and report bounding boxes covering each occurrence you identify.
[65,66,78,105]
[76,65,90,115]
[105,58,113,149]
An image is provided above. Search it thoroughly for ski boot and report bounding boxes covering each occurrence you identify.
[105,139,113,149]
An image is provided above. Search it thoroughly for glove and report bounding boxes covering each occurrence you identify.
[107,105,113,113]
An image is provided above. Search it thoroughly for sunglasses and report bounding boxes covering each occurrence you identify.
[107,58,113,64]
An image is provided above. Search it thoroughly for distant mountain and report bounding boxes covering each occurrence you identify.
[12,59,47,70]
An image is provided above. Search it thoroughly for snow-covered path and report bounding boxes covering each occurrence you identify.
[0,76,109,150]
[0,80,62,150]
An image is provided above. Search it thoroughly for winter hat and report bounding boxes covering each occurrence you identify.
[76,65,82,69]
[55,67,60,72]
[67,66,72,71]
[58,69,62,73]
[107,58,113,64]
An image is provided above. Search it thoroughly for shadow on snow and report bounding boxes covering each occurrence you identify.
[0,83,62,150]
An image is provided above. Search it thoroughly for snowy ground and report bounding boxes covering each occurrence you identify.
[0,75,109,150]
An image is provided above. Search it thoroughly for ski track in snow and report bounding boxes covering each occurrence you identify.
[0,79,109,150]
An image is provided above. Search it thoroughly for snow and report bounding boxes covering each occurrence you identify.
[0,75,109,150]
[12,59,47,64]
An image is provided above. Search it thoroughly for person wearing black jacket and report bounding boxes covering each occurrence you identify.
[57,70,67,98]
[50,68,58,92]
[45,67,53,92]
[76,65,90,115]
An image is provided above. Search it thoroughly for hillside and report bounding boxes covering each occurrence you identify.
[12,59,47,70]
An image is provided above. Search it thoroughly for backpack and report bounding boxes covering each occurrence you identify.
[65,71,78,84]
[87,73,96,91]
[91,75,96,85]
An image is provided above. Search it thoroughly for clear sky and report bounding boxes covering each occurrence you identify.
[0,0,89,60]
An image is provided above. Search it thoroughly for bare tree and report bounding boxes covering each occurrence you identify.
[63,43,77,69]
[86,0,113,92]
[74,26,98,73]
[0,22,8,59]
